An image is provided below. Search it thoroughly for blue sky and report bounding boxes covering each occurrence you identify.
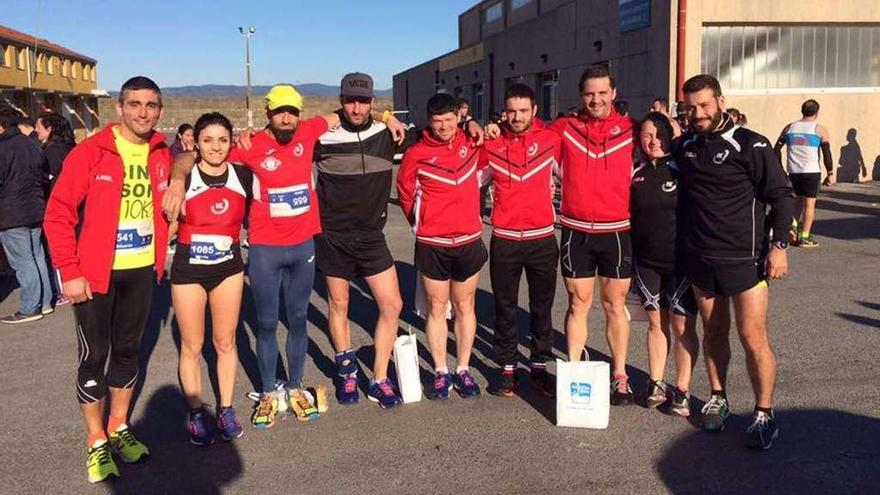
[3,0,477,90]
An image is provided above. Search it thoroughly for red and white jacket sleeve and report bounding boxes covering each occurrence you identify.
[43,144,93,282]
[477,146,493,187]
[549,118,567,177]
[395,150,419,226]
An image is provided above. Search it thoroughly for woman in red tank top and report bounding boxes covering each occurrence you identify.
[170,112,252,445]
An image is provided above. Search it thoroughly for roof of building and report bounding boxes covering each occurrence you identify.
[0,24,97,64]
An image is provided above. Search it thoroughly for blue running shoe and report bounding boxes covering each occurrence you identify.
[426,372,453,400]
[217,406,243,441]
[336,374,359,404]
[453,370,481,398]
[187,408,214,446]
[367,379,402,408]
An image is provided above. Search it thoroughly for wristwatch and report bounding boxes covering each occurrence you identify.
[771,240,789,250]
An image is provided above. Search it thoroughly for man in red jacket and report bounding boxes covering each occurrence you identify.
[551,65,636,405]
[479,83,562,397]
[396,93,487,400]
[44,76,170,483]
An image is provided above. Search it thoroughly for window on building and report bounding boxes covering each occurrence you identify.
[539,71,558,121]
[483,2,503,24]
[1,45,11,67]
[17,47,27,70]
[701,24,880,91]
[48,56,57,75]
[72,62,80,79]
[90,65,96,82]
[35,53,45,73]
[511,0,531,11]
[471,83,484,122]
[62,59,70,77]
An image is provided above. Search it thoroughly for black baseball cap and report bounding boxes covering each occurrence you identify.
[340,72,374,98]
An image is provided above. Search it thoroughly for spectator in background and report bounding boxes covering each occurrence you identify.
[36,112,76,188]
[18,116,39,142]
[170,123,195,157]
[651,97,683,137]
[0,106,53,323]
[674,101,688,132]
[614,100,630,117]
[728,108,748,127]
[36,112,76,307]
[457,98,472,126]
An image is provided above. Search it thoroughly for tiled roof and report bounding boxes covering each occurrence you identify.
[0,24,96,64]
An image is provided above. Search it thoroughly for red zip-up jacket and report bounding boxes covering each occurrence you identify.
[396,128,482,247]
[550,109,634,233]
[480,119,561,241]
[44,124,171,294]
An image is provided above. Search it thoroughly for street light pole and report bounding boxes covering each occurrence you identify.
[238,26,256,128]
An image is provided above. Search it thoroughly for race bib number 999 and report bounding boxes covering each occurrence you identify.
[268,184,311,218]
[189,234,234,265]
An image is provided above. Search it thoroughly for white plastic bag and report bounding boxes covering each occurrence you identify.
[555,351,610,429]
[394,330,422,404]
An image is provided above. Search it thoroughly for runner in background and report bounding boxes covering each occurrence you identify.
[774,99,834,248]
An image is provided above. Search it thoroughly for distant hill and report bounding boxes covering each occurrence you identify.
[110,83,392,98]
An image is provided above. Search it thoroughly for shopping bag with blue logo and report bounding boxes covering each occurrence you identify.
[555,349,610,429]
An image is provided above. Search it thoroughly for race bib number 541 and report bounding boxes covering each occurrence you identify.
[268,184,310,218]
[116,221,153,252]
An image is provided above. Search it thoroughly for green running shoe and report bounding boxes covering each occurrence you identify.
[108,426,150,463]
[87,441,119,483]
[701,394,731,432]
[799,234,819,248]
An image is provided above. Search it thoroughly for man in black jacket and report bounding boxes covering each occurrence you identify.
[0,107,53,323]
[313,73,420,408]
[675,75,793,451]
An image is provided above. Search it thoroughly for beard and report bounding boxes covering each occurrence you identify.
[693,110,724,134]
[271,128,295,145]
[509,120,531,134]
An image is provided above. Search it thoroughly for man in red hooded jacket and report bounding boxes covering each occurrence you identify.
[44,76,170,483]
[396,92,487,400]
[479,83,562,398]
[550,65,636,405]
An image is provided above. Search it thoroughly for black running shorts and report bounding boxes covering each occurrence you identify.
[315,232,394,280]
[684,254,766,297]
[171,243,244,292]
[560,227,632,279]
[415,239,488,282]
[789,172,821,198]
[633,263,697,315]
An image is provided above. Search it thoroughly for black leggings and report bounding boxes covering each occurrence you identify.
[73,267,153,404]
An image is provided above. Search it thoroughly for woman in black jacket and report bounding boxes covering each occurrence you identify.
[35,112,75,189]
[35,112,76,307]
